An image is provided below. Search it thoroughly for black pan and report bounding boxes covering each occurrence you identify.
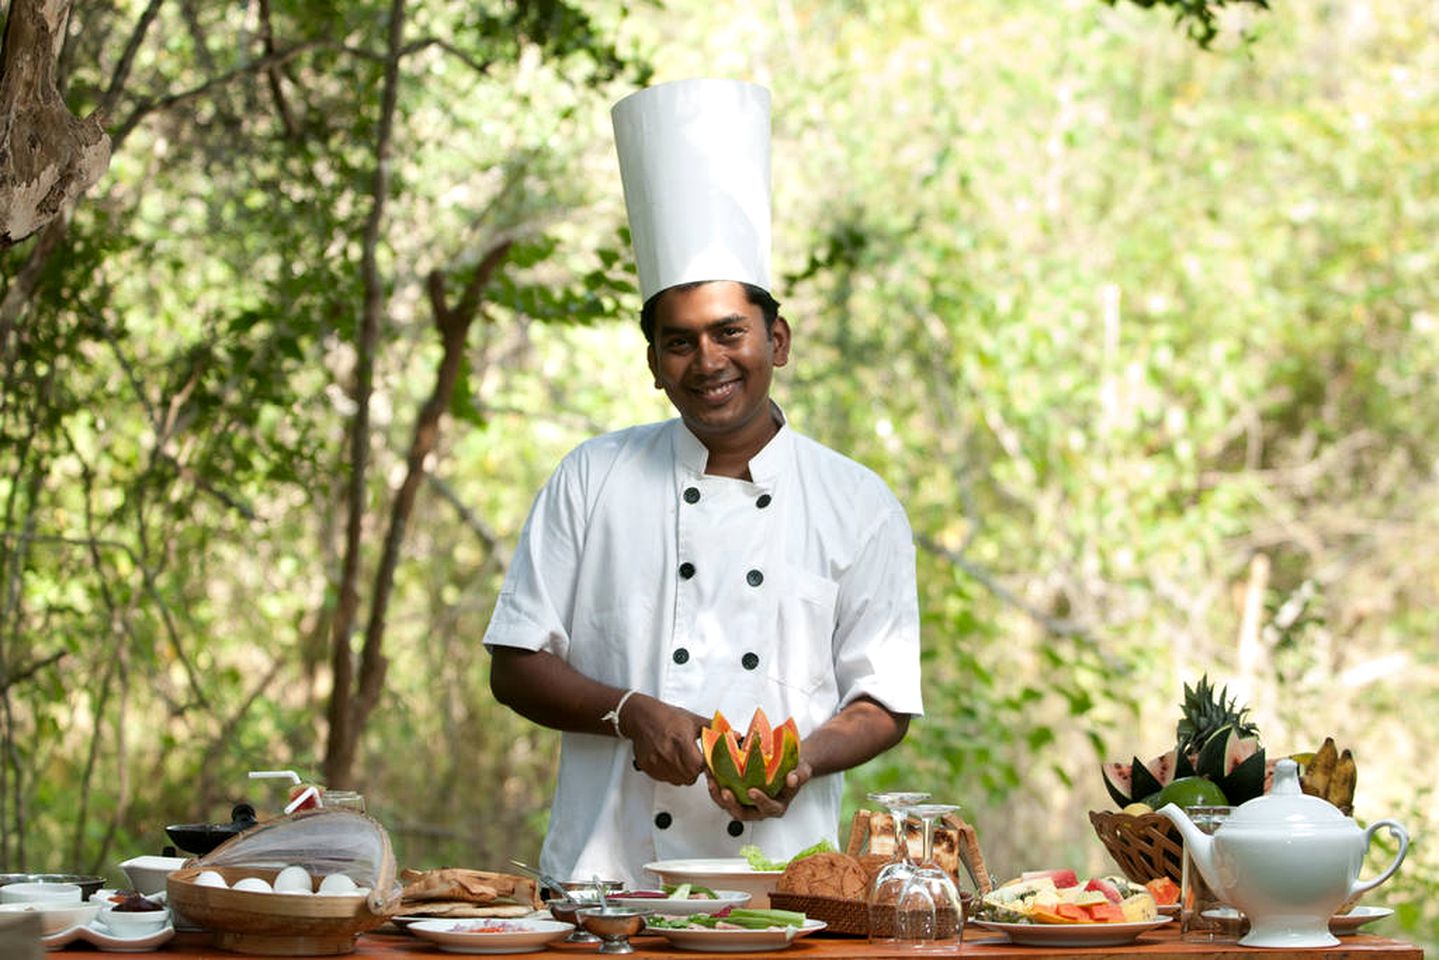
[164,802,258,856]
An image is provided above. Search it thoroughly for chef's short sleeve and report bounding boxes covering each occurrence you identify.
[831,496,924,717]
[482,453,587,660]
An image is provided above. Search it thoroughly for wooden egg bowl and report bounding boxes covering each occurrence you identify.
[167,865,388,955]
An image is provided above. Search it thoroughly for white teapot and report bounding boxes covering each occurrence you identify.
[1159,758,1408,948]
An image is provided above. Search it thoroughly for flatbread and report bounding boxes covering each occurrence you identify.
[399,901,534,919]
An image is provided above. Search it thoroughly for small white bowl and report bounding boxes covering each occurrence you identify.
[120,856,189,897]
[0,900,101,935]
[100,905,172,937]
[0,881,82,905]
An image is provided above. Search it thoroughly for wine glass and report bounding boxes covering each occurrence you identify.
[866,791,931,946]
[894,802,965,952]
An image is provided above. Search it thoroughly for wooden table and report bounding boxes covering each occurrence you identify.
[52,926,1426,960]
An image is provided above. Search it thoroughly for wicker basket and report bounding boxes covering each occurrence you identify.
[767,891,969,939]
[1088,810,1184,885]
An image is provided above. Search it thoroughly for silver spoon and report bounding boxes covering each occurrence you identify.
[508,858,570,901]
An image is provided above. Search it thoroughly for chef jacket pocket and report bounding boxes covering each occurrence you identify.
[768,566,840,705]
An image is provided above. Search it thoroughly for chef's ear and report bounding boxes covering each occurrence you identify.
[647,345,662,389]
[770,315,791,368]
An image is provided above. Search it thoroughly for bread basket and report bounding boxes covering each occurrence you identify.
[167,808,399,955]
[765,810,987,937]
[1088,809,1185,884]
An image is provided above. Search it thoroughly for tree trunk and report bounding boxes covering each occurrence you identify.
[0,0,110,247]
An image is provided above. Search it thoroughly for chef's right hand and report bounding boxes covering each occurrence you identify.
[620,693,707,786]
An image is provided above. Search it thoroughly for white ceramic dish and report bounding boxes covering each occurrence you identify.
[1331,905,1394,935]
[969,916,1172,947]
[0,881,81,905]
[99,905,172,936]
[407,918,575,954]
[643,859,783,910]
[647,918,826,952]
[1201,904,1394,937]
[0,899,101,934]
[40,919,175,952]
[610,889,751,916]
[120,855,189,896]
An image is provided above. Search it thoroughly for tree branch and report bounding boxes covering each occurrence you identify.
[350,240,511,742]
[323,0,408,790]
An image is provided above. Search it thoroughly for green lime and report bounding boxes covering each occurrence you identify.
[1154,776,1228,809]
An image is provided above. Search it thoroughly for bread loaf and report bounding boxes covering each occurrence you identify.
[776,851,868,900]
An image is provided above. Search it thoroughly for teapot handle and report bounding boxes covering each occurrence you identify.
[1348,819,1409,899]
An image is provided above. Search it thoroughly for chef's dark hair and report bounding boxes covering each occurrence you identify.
[640,281,781,345]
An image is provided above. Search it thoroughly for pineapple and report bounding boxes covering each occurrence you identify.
[1176,675,1259,758]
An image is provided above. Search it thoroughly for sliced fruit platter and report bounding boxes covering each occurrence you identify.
[970,870,1174,947]
[973,869,1174,925]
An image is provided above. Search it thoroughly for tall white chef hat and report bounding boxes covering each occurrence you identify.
[611,78,772,302]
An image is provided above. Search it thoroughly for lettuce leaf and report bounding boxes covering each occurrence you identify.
[740,838,836,872]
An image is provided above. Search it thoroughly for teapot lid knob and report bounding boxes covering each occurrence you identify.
[1272,757,1302,795]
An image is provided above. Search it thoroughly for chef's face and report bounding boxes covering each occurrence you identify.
[646,281,791,448]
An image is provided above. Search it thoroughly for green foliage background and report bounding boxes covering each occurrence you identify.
[2,0,1436,951]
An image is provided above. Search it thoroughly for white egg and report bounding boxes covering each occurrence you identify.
[316,873,358,895]
[273,865,313,894]
[232,877,273,893]
[194,871,228,889]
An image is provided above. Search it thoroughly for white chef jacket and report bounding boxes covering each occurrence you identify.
[483,411,923,886]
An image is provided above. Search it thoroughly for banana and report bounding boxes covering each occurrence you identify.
[1328,748,1357,815]
[1302,736,1338,801]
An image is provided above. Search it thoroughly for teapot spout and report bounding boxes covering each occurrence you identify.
[1157,803,1223,894]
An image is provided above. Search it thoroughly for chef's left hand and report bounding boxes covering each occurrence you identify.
[705,761,814,820]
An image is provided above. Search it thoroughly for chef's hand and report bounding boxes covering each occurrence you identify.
[621,693,708,786]
[705,760,814,820]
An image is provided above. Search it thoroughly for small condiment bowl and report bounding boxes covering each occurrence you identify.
[577,905,652,955]
[100,905,172,937]
[548,896,599,926]
[562,878,623,899]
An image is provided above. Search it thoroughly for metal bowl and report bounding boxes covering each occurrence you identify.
[577,904,651,945]
[548,897,601,926]
[561,878,623,899]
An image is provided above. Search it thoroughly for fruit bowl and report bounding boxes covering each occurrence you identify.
[1088,810,1184,886]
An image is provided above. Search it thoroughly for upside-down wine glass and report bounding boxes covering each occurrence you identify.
[895,802,966,953]
[866,791,931,947]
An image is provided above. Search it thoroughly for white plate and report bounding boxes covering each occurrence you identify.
[647,918,826,952]
[643,859,782,910]
[1331,905,1394,935]
[407,918,574,954]
[609,889,751,915]
[970,916,1172,947]
[40,921,176,952]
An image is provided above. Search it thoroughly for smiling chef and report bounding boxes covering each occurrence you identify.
[484,78,924,886]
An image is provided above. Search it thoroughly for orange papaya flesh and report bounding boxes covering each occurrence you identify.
[701,708,801,805]
[1086,902,1129,923]
[1144,877,1179,906]
[1030,905,1081,925]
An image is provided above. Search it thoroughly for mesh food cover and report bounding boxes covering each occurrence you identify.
[196,808,400,913]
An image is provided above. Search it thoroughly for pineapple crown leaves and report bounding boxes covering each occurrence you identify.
[1176,674,1259,757]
